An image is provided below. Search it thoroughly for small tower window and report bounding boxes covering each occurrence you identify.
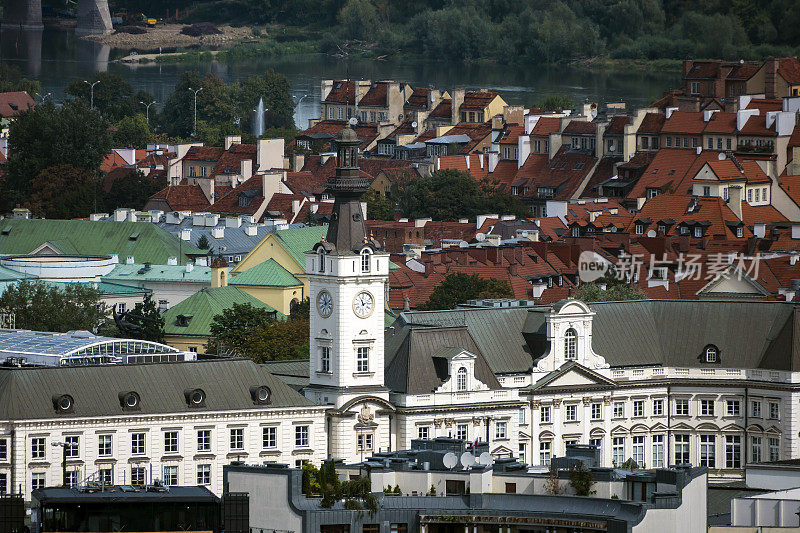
[456,367,467,391]
[320,346,330,373]
[564,328,578,360]
[361,249,371,272]
[705,345,718,363]
[318,249,326,273]
[356,347,369,372]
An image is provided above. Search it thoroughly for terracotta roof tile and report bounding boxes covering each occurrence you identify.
[149,184,212,212]
[637,113,666,134]
[562,120,596,135]
[497,125,523,145]
[703,159,770,183]
[629,149,717,198]
[702,112,737,134]
[460,91,499,110]
[184,146,225,162]
[738,114,776,136]
[0,91,34,118]
[778,57,800,85]
[405,87,430,109]
[628,194,748,239]
[726,62,760,80]
[744,98,783,113]
[530,117,561,136]
[324,80,356,104]
[605,115,631,136]
[429,99,451,119]
[661,111,705,135]
[359,82,389,107]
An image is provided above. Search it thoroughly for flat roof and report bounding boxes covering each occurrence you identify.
[33,485,219,504]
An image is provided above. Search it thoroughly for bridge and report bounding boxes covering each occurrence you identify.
[2,0,112,35]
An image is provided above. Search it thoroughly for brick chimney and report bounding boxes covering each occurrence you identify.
[765,58,778,99]
[451,88,465,125]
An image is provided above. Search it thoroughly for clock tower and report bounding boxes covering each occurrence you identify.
[304,125,390,411]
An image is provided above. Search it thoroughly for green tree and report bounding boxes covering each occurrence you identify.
[208,302,276,357]
[575,277,646,302]
[569,461,596,496]
[0,280,107,332]
[24,164,100,220]
[419,273,514,310]
[5,100,111,211]
[0,62,40,96]
[160,71,235,139]
[537,94,574,111]
[112,114,154,148]
[302,462,321,496]
[544,465,564,495]
[338,0,381,41]
[197,234,210,250]
[112,294,165,343]
[232,70,296,133]
[65,73,155,123]
[104,169,166,212]
[363,188,395,221]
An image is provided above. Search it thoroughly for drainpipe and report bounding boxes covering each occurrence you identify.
[530,394,535,466]
[326,413,332,460]
[9,428,14,496]
[744,387,749,465]
[388,413,393,452]
[666,385,672,466]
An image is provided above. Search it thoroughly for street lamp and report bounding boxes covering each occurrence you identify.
[35,92,51,103]
[84,80,100,110]
[51,441,69,487]
[140,100,157,125]
[188,87,204,137]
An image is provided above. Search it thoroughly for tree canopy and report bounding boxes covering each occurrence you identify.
[0,281,107,333]
[111,294,166,343]
[419,273,514,310]
[575,278,646,302]
[24,164,100,220]
[65,73,155,123]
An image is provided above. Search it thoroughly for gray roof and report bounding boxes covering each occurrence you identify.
[385,325,502,394]
[260,360,313,391]
[33,485,219,504]
[392,300,800,374]
[158,220,305,256]
[0,329,181,358]
[0,358,314,421]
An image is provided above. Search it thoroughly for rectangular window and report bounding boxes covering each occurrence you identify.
[456,424,468,441]
[675,434,690,464]
[197,430,211,452]
[357,347,369,373]
[418,426,429,440]
[751,401,762,418]
[700,435,715,467]
[666,136,672,147]
[726,138,732,150]
[263,426,277,449]
[162,465,178,486]
[717,138,723,150]
[565,405,578,422]
[769,437,780,462]
[633,400,644,418]
[691,81,700,95]
[0,438,7,461]
[755,188,760,202]
[65,471,78,487]
[612,437,625,466]
[589,438,602,457]
[518,443,526,465]
[652,399,664,416]
[692,137,698,148]
[747,189,753,203]
[0,472,6,494]
[613,401,625,418]
[230,428,244,450]
[700,399,715,416]
[652,435,664,468]
[642,136,649,149]
[591,403,602,420]
[31,437,46,460]
[762,187,768,202]
[295,425,309,447]
[675,399,689,416]
[31,473,45,490]
[321,346,331,373]
[707,138,714,150]
[632,436,645,467]
[98,435,112,457]
[357,433,373,452]
[131,433,146,455]
[164,431,178,454]
[751,436,762,463]
[726,400,741,417]
[99,468,113,486]
[197,464,211,485]
[131,467,146,486]
[726,435,742,468]
[518,408,526,424]
[65,436,79,458]
[769,401,780,420]
[540,441,551,465]
[495,421,507,440]
[682,137,689,148]
[540,406,551,423]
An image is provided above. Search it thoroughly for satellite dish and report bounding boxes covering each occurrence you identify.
[443,452,458,469]
[460,452,476,468]
[478,452,494,466]
[646,229,657,237]
[348,117,358,126]
[476,232,486,242]
[411,121,418,129]
[718,152,726,160]
[398,114,404,121]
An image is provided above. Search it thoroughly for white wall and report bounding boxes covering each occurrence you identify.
[633,472,707,533]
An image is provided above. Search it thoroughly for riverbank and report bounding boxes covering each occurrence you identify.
[81,23,253,52]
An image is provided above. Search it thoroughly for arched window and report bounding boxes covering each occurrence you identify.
[564,328,577,360]
[361,248,371,273]
[705,345,718,363]
[318,250,326,273]
[456,367,467,391]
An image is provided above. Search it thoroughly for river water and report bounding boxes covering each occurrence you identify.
[1,28,680,128]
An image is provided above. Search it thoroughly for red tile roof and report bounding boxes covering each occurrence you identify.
[637,113,666,134]
[562,120,596,135]
[149,184,212,212]
[530,117,561,136]
[702,112,737,134]
[405,87,430,109]
[460,91,499,110]
[702,159,770,183]
[524,146,596,201]
[629,149,717,198]
[0,91,34,118]
[324,80,355,104]
[629,194,748,239]
[684,61,722,79]
[359,82,389,107]
[581,156,620,198]
[184,146,225,162]
[778,57,800,85]
[726,62,760,80]
[661,111,705,135]
[605,115,631,136]
[429,99,451,119]
[497,125,523,145]
[210,175,266,215]
[213,144,257,176]
[744,98,783,113]
[738,114,776,136]
[740,203,787,225]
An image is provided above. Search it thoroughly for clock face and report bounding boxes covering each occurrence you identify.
[353,291,374,318]
[317,290,333,318]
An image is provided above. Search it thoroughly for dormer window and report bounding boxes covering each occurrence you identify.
[634,223,644,235]
[318,249,326,273]
[693,226,703,238]
[564,328,577,360]
[704,345,718,363]
[456,367,467,391]
[361,248,371,273]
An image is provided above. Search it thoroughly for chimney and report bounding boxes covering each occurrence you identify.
[180,228,192,241]
[240,159,253,183]
[429,89,441,109]
[765,58,778,99]
[212,226,225,239]
[126,256,135,264]
[197,178,215,205]
[666,107,678,119]
[792,224,800,240]
[292,199,301,213]
[789,146,800,176]
[244,225,258,236]
[257,138,285,172]
[754,222,766,239]
[168,256,178,266]
[225,217,242,228]
[504,105,524,125]
[262,170,285,205]
[186,262,194,273]
[292,153,305,172]
[488,151,499,173]
[451,88,465,125]
[224,135,242,150]
[728,185,743,220]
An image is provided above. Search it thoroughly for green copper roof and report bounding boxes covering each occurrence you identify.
[104,263,212,284]
[230,259,302,287]
[0,219,204,265]
[94,281,152,295]
[273,225,328,266]
[163,286,283,338]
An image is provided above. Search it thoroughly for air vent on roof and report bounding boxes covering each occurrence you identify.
[185,388,206,407]
[250,386,272,405]
[119,391,141,411]
[0,227,10,235]
[53,394,74,414]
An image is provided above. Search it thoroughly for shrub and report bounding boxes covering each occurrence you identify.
[181,23,223,37]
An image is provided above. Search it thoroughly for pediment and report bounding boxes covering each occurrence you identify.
[697,422,720,431]
[535,362,616,390]
[721,423,745,432]
[30,241,63,255]
[650,422,668,432]
[610,425,628,435]
[697,265,769,297]
[630,423,650,434]
[492,445,512,456]
[672,422,693,431]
